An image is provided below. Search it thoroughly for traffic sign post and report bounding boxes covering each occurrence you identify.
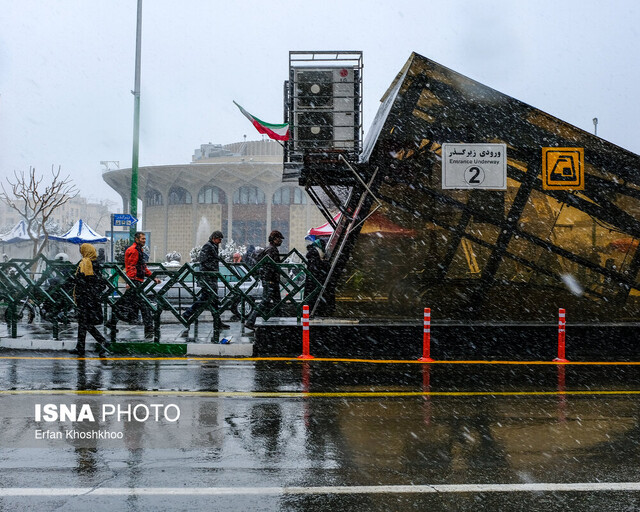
[112,213,138,227]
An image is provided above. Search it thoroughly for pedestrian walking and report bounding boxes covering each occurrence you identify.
[70,243,110,357]
[121,232,161,339]
[182,230,230,331]
[303,234,329,312]
[244,230,284,330]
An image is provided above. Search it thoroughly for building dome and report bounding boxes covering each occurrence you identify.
[102,139,324,260]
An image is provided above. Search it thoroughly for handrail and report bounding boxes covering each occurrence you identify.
[0,253,323,341]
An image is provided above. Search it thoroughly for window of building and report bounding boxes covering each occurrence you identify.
[198,186,226,204]
[145,189,163,206]
[232,220,266,247]
[292,188,306,204]
[168,186,192,205]
[273,186,307,205]
[233,186,265,205]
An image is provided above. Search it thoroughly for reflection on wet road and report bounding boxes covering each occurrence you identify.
[1,355,640,511]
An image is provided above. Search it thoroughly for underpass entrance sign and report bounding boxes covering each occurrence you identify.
[442,143,507,190]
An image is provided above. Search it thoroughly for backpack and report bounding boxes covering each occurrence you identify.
[255,247,267,263]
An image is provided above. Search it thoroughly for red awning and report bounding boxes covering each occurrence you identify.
[308,213,342,236]
[308,212,416,237]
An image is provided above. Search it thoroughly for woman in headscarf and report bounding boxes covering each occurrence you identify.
[71,243,109,356]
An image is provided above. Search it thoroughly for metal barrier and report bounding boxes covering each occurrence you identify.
[0,255,78,339]
[0,250,323,342]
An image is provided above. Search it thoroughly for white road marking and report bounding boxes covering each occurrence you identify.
[1,483,640,496]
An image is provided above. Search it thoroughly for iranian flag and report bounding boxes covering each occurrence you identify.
[233,101,290,141]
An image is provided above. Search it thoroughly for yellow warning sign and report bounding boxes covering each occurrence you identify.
[542,147,584,190]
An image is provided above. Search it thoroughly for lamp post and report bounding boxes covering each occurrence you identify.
[591,117,599,247]
[129,0,143,242]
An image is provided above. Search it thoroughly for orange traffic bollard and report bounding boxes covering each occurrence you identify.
[553,308,569,362]
[418,307,434,362]
[298,304,314,360]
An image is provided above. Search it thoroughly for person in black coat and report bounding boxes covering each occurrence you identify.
[303,235,329,311]
[245,230,284,330]
[182,230,230,330]
[71,243,109,357]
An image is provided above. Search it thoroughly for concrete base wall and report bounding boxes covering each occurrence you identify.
[254,321,640,361]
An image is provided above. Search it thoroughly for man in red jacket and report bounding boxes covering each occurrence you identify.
[124,232,160,339]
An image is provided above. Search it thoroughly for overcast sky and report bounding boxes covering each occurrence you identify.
[0,0,638,206]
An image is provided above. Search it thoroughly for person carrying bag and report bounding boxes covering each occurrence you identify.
[71,243,110,357]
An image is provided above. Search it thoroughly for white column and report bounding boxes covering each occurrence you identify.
[191,192,198,250]
[163,191,169,256]
[226,189,233,240]
[266,188,272,238]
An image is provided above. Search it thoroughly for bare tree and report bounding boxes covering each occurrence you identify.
[0,166,78,259]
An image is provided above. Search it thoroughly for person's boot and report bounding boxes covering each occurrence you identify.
[244,313,256,330]
[108,317,119,333]
[70,346,85,356]
[214,315,230,329]
[96,339,110,357]
[71,332,86,355]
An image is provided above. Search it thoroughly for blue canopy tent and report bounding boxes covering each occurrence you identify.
[48,219,107,244]
[0,219,37,243]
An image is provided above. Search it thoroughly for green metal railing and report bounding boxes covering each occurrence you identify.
[0,250,322,343]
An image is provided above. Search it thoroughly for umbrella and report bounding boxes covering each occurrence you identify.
[48,219,107,244]
[0,219,37,243]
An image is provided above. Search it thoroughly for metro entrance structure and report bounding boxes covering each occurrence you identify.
[263,51,640,359]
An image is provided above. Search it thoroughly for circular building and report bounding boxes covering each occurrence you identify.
[102,139,325,260]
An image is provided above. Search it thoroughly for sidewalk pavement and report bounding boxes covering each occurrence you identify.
[0,315,254,357]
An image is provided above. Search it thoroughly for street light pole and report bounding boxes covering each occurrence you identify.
[129,0,143,242]
[591,117,599,248]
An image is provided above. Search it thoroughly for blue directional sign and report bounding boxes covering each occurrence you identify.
[112,213,138,227]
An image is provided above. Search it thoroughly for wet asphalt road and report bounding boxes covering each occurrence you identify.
[1,353,640,510]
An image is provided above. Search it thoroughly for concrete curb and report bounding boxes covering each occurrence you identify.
[0,338,79,351]
[187,341,253,357]
[0,338,254,357]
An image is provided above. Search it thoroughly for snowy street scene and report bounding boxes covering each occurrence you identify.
[1,0,640,509]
